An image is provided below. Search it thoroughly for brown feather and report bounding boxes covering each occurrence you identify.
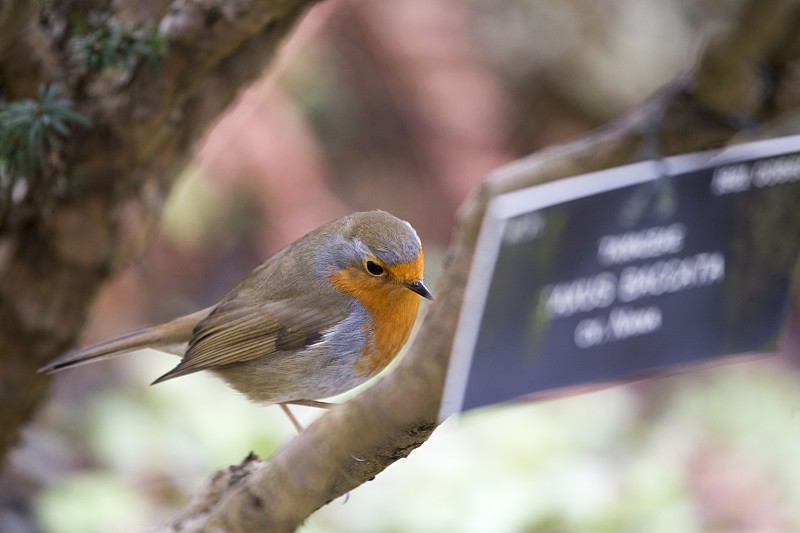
[152,299,347,384]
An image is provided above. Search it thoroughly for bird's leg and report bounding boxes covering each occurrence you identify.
[279,403,303,433]
[278,400,333,432]
[284,399,334,409]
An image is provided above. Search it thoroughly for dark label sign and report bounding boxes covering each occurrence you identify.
[441,135,800,418]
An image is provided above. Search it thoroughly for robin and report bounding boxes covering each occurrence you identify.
[40,210,432,430]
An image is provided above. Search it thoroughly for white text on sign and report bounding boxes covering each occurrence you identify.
[711,153,800,195]
[540,222,725,349]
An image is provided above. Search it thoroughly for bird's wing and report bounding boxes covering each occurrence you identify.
[152,298,348,384]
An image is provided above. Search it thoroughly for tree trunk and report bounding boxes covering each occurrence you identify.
[0,0,319,464]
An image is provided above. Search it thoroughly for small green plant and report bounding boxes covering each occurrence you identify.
[0,84,90,180]
[70,12,166,73]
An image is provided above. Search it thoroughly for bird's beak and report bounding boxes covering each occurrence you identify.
[405,280,433,300]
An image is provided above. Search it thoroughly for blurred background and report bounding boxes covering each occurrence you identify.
[5,0,800,531]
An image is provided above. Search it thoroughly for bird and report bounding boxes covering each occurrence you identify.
[40,210,432,431]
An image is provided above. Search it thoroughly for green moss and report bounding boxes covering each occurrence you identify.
[69,12,166,74]
[0,84,90,179]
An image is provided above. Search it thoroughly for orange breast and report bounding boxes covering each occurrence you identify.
[329,268,422,376]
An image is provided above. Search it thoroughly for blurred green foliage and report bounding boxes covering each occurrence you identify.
[69,12,166,74]
[0,84,89,180]
[34,354,800,533]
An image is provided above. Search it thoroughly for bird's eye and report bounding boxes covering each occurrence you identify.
[366,260,385,276]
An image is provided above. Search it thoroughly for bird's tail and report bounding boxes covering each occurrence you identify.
[39,307,214,374]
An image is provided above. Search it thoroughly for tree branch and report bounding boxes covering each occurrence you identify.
[0,0,57,96]
[694,0,800,115]
[156,0,800,530]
